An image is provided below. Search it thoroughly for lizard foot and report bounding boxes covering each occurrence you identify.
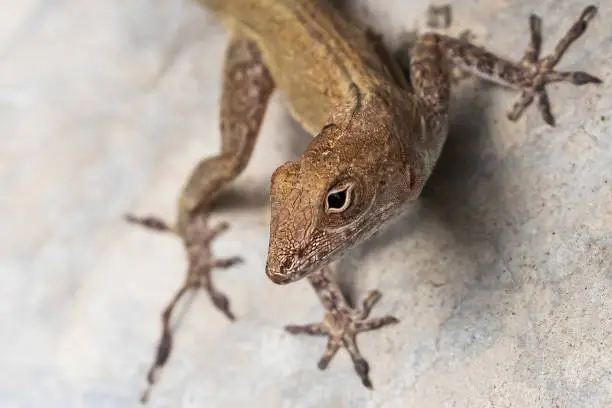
[124,212,241,320]
[507,5,602,125]
[285,289,399,389]
[125,212,241,403]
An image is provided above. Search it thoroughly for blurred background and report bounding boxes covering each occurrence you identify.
[1,0,610,407]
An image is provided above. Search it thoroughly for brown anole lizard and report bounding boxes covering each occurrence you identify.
[125,0,602,402]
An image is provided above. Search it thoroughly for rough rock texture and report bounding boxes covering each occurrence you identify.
[1,0,610,407]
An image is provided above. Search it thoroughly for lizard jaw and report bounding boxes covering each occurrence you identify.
[265,257,312,285]
[265,270,293,285]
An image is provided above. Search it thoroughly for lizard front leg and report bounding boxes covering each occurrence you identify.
[126,33,275,403]
[285,267,398,389]
[411,5,602,125]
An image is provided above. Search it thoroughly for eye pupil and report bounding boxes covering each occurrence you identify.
[327,190,346,209]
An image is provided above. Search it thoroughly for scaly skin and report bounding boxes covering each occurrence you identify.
[126,1,602,400]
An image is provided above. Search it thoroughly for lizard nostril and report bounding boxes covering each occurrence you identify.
[265,257,293,284]
[266,268,291,284]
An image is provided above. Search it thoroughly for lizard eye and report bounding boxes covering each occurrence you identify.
[325,184,353,213]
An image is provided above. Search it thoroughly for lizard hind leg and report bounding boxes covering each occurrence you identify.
[416,5,602,126]
[285,267,399,389]
[125,33,275,403]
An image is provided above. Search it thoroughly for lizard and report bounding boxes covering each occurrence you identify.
[125,0,602,402]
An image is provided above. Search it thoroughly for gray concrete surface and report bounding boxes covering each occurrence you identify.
[1,0,611,407]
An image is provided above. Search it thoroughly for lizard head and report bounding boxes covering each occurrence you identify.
[265,113,424,284]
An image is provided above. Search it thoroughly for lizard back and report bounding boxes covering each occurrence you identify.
[199,0,404,134]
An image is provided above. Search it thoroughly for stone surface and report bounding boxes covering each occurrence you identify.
[1,0,610,407]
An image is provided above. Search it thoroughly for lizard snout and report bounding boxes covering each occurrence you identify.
[266,270,291,285]
[265,254,297,285]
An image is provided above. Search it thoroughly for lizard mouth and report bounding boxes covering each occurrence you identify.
[265,243,345,285]
[265,263,311,285]
[266,271,293,285]
[265,254,318,285]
